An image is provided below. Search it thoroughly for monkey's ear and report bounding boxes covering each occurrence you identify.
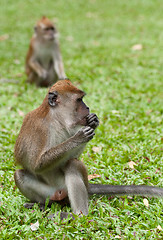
[48,91,58,107]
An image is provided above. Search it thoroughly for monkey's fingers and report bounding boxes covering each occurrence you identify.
[86,113,99,128]
[86,113,98,121]
[83,126,95,135]
[83,127,95,140]
[88,121,99,128]
[75,126,95,143]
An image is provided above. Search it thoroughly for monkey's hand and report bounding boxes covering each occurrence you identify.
[74,126,95,143]
[86,113,99,129]
[38,69,48,79]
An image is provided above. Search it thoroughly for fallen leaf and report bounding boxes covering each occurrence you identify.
[18,110,25,117]
[92,40,100,46]
[92,146,101,153]
[30,221,39,231]
[111,178,117,181]
[111,110,120,114]
[88,174,101,180]
[144,156,150,162]
[132,44,143,51]
[157,225,163,231]
[14,73,23,77]
[66,36,74,42]
[155,169,160,174]
[0,34,9,41]
[146,110,152,115]
[14,59,20,65]
[128,161,136,169]
[52,17,58,23]
[143,198,149,208]
[86,12,96,18]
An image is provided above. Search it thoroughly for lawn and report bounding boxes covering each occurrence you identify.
[0,0,163,239]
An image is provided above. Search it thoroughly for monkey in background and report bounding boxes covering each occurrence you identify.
[14,79,163,219]
[25,16,66,87]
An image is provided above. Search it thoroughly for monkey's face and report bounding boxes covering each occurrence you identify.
[50,93,89,127]
[43,26,57,41]
[59,93,89,127]
[73,94,90,126]
[35,25,57,41]
[48,80,90,127]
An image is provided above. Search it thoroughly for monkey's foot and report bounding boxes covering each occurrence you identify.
[48,212,75,220]
[24,202,45,211]
[24,202,35,209]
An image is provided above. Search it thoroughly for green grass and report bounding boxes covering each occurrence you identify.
[0,0,163,239]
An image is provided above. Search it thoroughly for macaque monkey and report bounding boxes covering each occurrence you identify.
[25,16,66,87]
[14,79,163,219]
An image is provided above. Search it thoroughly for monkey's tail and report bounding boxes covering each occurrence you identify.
[88,184,163,197]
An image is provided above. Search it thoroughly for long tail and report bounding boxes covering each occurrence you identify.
[88,184,163,197]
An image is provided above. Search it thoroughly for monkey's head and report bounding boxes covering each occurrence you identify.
[34,16,57,41]
[47,79,90,127]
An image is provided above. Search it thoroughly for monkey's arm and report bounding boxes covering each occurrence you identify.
[34,126,94,173]
[88,184,163,197]
[28,57,47,79]
[53,45,66,79]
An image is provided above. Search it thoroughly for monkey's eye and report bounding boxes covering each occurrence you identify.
[77,98,82,102]
[44,27,55,31]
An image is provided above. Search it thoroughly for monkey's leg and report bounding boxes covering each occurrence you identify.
[14,169,64,203]
[64,159,89,216]
[27,72,37,84]
[48,63,58,85]
[28,72,46,87]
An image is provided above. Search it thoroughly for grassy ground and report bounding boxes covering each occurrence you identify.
[0,0,163,239]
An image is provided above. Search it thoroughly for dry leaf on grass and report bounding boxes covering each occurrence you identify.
[92,146,101,153]
[18,110,25,117]
[143,198,149,208]
[30,221,39,231]
[132,44,143,51]
[66,36,74,42]
[86,12,96,18]
[14,73,23,78]
[144,156,150,162]
[14,59,20,65]
[128,161,136,169]
[88,174,101,180]
[92,41,100,46]
[157,225,163,231]
[0,34,9,41]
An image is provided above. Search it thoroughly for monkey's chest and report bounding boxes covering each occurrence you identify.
[36,48,54,69]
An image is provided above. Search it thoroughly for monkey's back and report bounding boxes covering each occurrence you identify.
[14,108,48,171]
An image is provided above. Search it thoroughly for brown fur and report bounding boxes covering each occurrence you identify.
[14,80,95,215]
[25,16,66,87]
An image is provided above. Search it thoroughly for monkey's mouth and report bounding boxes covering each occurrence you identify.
[44,35,55,41]
[80,115,89,126]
